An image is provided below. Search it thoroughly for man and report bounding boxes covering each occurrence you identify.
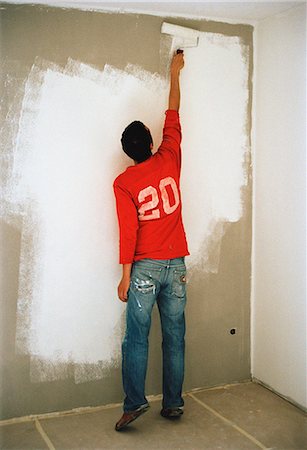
[113,51,189,431]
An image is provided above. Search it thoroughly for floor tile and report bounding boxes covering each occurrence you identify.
[40,396,260,449]
[1,382,306,449]
[192,382,307,450]
[0,421,48,450]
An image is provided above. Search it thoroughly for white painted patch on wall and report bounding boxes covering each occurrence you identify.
[8,58,168,381]
[179,32,249,272]
[4,30,249,381]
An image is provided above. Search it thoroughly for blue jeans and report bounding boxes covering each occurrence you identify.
[122,257,187,412]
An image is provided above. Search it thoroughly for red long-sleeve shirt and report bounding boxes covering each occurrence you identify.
[113,110,189,264]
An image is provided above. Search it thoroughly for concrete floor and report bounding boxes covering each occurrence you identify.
[0,382,306,450]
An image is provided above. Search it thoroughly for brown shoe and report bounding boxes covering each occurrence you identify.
[115,404,149,431]
[160,407,184,418]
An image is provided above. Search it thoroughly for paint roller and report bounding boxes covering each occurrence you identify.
[161,22,200,53]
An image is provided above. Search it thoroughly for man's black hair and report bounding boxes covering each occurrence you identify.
[121,121,153,163]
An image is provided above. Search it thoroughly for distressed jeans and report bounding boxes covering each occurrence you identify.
[122,257,187,412]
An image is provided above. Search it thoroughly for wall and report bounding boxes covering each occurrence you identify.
[0,4,253,419]
[252,4,306,409]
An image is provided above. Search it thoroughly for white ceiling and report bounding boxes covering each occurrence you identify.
[2,1,304,23]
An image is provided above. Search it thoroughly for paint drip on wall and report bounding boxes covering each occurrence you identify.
[2,31,249,382]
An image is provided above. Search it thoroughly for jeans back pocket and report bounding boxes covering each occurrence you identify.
[172,269,187,298]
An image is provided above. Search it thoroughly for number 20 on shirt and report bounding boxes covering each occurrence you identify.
[138,176,180,221]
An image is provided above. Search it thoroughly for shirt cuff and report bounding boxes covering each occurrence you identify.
[119,258,134,264]
[165,109,179,117]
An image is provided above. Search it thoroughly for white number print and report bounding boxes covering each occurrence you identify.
[138,186,160,221]
[159,177,180,215]
[138,176,180,221]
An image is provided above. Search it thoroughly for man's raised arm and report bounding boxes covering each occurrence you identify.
[168,51,184,111]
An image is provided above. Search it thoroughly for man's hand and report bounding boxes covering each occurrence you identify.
[170,51,184,75]
[118,276,130,302]
[118,263,132,302]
